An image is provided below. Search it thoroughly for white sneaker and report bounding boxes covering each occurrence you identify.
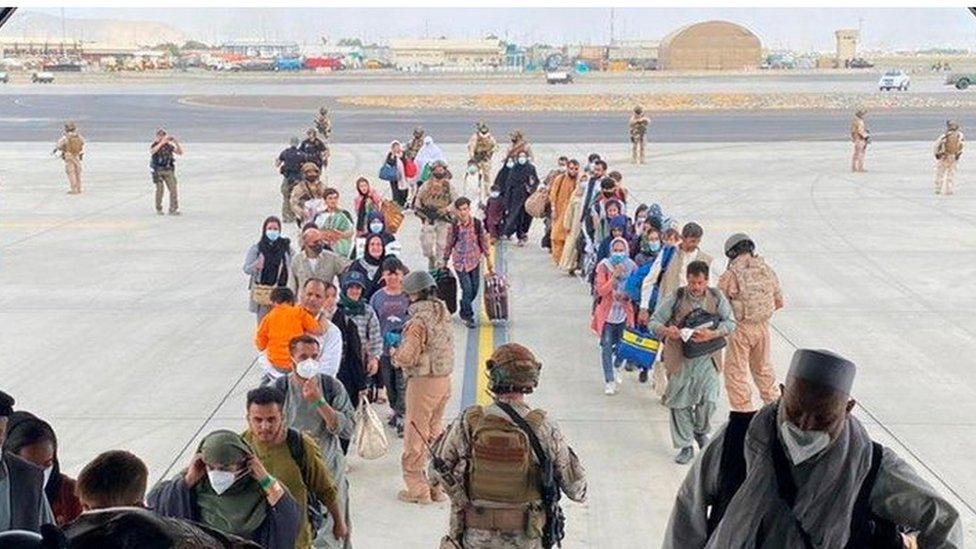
[604,382,616,395]
[614,369,622,384]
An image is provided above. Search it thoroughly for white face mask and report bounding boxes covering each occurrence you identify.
[207,469,237,495]
[369,222,384,234]
[296,358,319,379]
[42,466,53,488]
[779,420,831,465]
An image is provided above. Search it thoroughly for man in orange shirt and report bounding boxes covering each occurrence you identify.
[256,288,323,384]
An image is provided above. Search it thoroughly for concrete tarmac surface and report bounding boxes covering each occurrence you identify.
[1,93,974,143]
[1,142,975,546]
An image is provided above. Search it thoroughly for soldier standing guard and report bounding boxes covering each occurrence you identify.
[629,106,650,164]
[313,106,333,169]
[406,126,426,161]
[467,121,497,203]
[430,343,587,549]
[934,120,965,195]
[850,108,869,173]
[54,121,85,194]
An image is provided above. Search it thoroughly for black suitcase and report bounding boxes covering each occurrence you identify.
[431,268,458,315]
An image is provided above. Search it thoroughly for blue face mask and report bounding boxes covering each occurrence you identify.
[265,229,280,242]
[644,240,661,253]
[609,252,627,265]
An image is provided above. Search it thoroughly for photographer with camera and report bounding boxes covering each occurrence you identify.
[150,128,184,216]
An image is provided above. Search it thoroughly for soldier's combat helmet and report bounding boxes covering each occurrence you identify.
[476,121,490,134]
[413,126,425,138]
[724,232,755,259]
[486,343,542,394]
[634,105,644,114]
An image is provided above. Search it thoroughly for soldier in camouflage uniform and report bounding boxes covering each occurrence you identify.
[629,106,650,164]
[314,106,333,141]
[467,122,497,201]
[406,126,426,161]
[54,121,85,194]
[430,343,587,549]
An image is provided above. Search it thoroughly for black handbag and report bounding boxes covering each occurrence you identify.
[679,306,727,359]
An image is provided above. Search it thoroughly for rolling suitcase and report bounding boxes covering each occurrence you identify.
[484,272,509,322]
[431,268,458,315]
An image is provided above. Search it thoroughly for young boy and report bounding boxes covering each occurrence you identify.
[369,257,412,436]
[256,287,322,384]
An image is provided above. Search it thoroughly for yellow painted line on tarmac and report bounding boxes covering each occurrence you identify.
[474,242,498,406]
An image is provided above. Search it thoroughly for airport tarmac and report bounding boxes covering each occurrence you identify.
[1,92,975,143]
[1,141,974,546]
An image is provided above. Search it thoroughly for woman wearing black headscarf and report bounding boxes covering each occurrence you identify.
[3,411,82,526]
[345,233,387,301]
[501,151,539,246]
[243,216,292,323]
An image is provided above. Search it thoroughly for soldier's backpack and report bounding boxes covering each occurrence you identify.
[730,258,777,323]
[65,135,84,156]
[467,406,545,504]
[944,130,963,157]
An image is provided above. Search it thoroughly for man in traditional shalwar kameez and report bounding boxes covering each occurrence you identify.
[648,260,735,465]
[663,348,963,549]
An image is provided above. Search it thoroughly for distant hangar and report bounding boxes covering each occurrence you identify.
[657,20,762,71]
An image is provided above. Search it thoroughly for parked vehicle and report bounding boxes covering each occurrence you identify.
[847,57,874,69]
[275,57,303,71]
[545,70,573,84]
[305,57,345,71]
[878,70,910,91]
[0,71,8,83]
[31,71,54,83]
[945,73,976,90]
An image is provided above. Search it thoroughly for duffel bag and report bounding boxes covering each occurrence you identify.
[617,328,660,370]
[524,187,549,218]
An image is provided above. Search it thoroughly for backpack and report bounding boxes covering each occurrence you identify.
[65,135,84,156]
[446,218,487,259]
[706,412,903,548]
[944,130,963,156]
[730,257,778,323]
[284,427,326,533]
[467,406,545,504]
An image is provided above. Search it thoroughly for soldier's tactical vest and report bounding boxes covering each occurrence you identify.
[728,255,777,323]
[65,134,84,156]
[473,134,494,162]
[467,406,545,504]
[944,130,963,156]
[850,119,863,140]
[405,299,454,377]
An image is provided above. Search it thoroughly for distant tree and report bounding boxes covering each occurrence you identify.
[154,42,180,56]
[181,40,211,51]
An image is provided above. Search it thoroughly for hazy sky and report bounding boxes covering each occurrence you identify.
[22,7,976,51]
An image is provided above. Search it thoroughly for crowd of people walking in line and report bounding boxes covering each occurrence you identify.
[1,112,967,548]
